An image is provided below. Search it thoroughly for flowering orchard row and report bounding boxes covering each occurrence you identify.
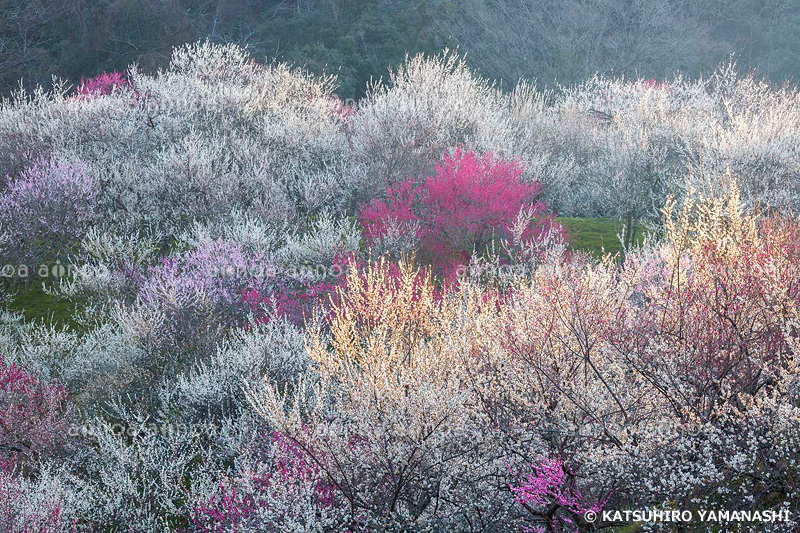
[0,42,798,531]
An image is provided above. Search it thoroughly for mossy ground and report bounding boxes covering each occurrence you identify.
[557,217,649,257]
[3,281,82,330]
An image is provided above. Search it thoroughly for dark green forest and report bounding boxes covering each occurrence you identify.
[2,0,800,98]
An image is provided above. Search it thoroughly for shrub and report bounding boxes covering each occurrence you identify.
[124,238,275,359]
[163,320,310,422]
[247,258,518,530]
[345,51,512,198]
[189,431,343,532]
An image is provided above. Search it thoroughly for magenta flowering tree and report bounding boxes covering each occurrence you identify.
[510,457,609,533]
[0,357,68,463]
[0,157,99,266]
[359,149,561,278]
[76,70,132,98]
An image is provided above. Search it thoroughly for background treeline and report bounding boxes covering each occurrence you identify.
[2,0,800,99]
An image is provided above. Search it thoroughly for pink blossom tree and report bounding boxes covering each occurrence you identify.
[76,70,131,98]
[0,357,68,463]
[510,457,609,533]
[359,149,561,279]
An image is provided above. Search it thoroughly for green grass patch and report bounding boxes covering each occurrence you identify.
[557,217,648,257]
[4,282,82,330]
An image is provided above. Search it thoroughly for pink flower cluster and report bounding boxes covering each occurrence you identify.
[359,149,561,278]
[76,70,131,98]
[242,280,338,326]
[140,239,272,309]
[638,78,670,91]
[330,96,356,121]
[510,458,609,532]
[0,357,68,463]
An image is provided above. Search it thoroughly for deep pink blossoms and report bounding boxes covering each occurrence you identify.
[510,457,609,533]
[359,148,561,279]
[76,70,131,98]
